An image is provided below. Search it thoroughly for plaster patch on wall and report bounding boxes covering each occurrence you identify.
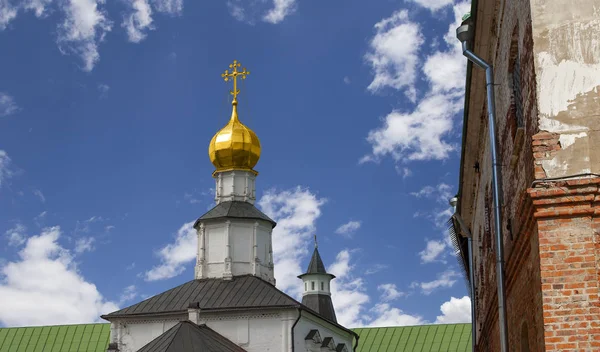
[537,52,600,120]
[559,132,587,149]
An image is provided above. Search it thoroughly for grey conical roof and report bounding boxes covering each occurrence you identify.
[298,248,335,279]
[306,248,327,274]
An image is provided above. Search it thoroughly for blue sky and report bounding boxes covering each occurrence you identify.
[0,0,472,328]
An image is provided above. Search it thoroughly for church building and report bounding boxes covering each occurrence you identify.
[100,60,357,352]
[0,60,474,352]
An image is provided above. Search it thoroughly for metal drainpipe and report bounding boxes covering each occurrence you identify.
[457,22,509,352]
[290,308,302,352]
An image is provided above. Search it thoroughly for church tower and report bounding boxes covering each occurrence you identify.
[101,60,358,352]
[193,60,276,284]
[298,236,337,322]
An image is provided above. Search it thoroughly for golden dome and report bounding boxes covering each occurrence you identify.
[209,60,260,174]
[208,101,261,173]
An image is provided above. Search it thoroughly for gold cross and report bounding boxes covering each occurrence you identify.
[221,60,249,103]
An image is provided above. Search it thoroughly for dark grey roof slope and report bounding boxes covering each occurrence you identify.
[302,294,337,323]
[298,248,334,278]
[103,276,298,318]
[102,276,357,340]
[137,321,246,352]
[194,201,276,227]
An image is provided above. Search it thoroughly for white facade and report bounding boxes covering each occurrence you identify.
[108,315,187,352]
[188,308,354,352]
[194,218,275,284]
[214,170,257,204]
[108,308,354,352]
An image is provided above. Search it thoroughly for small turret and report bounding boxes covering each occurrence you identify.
[298,236,337,322]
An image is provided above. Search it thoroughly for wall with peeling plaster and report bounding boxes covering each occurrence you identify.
[531,0,600,178]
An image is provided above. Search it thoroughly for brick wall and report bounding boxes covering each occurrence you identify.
[530,180,600,351]
[463,0,600,350]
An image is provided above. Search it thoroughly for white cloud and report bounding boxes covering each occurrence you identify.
[5,223,27,246]
[34,211,48,226]
[144,221,196,281]
[412,270,459,295]
[408,0,454,11]
[1,0,182,70]
[0,226,118,326]
[362,2,470,164]
[411,183,452,204]
[367,303,425,327]
[343,76,351,85]
[0,150,13,187]
[122,0,153,43]
[259,187,326,295]
[105,225,115,232]
[33,189,46,202]
[435,296,471,323]
[329,250,422,328]
[364,263,388,275]
[263,0,296,24]
[0,92,18,117]
[74,236,95,254]
[335,220,361,236]
[118,285,138,304]
[22,0,53,17]
[419,239,447,263]
[398,167,412,178]
[365,10,423,101]
[152,0,183,15]
[98,83,110,97]
[75,215,104,233]
[57,0,113,72]
[328,250,370,327]
[227,1,246,22]
[378,283,404,301]
[0,0,52,29]
[0,1,18,29]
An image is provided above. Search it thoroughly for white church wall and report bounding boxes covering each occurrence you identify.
[191,309,290,352]
[231,222,253,264]
[215,170,256,204]
[294,312,354,352]
[111,315,187,352]
[197,218,274,283]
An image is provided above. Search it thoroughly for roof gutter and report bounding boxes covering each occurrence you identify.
[450,197,476,352]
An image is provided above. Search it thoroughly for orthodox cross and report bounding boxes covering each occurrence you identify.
[314,234,318,249]
[222,60,249,103]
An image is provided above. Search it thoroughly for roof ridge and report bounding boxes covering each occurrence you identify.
[352,322,471,330]
[0,322,109,329]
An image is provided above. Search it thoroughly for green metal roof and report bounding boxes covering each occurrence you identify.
[0,323,471,351]
[353,324,472,352]
[0,324,110,352]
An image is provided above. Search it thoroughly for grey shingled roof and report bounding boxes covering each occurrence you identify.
[194,201,276,228]
[136,321,246,352]
[102,276,298,318]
